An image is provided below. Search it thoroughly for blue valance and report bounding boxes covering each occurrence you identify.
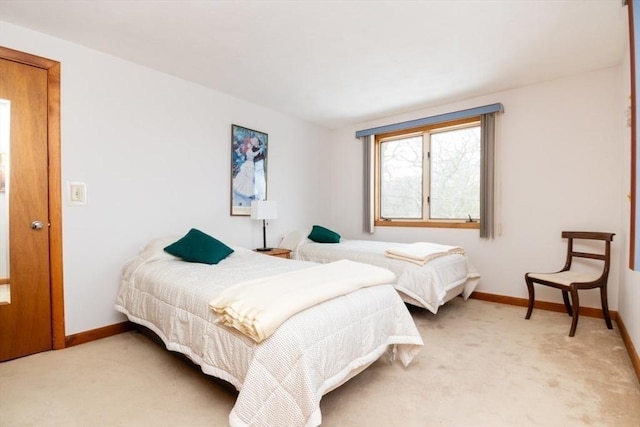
[355,103,504,138]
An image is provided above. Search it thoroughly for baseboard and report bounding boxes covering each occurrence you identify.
[469,291,618,319]
[615,314,640,384]
[469,291,640,383]
[65,321,135,348]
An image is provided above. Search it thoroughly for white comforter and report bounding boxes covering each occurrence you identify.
[115,237,423,427]
[289,239,480,314]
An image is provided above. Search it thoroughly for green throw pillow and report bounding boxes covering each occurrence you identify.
[308,225,341,243]
[164,228,234,264]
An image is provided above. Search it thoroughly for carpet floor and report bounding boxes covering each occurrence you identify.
[1,298,639,427]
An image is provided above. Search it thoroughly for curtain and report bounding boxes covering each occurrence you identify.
[362,135,375,233]
[480,113,496,238]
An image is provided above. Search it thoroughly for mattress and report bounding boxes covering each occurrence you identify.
[286,238,480,313]
[115,237,423,427]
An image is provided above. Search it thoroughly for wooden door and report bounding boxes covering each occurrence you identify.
[0,58,52,361]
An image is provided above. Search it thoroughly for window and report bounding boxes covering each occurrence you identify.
[375,117,481,228]
[358,102,501,236]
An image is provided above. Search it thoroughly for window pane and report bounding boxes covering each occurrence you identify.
[380,136,422,218]
[430,126,480,220]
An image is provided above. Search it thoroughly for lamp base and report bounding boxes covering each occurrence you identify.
[255,247,273,252]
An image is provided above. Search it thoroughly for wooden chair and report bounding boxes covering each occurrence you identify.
[525,231,615,337]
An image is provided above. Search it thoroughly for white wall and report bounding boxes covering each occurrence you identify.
[0,21,333,334]
[619,44,640,355]
[330,66,625,314]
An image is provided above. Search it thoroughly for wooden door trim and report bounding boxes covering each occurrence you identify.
[0,46,65,350]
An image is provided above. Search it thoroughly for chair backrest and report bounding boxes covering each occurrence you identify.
[561,231,615,281]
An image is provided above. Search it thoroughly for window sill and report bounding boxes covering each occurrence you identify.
[374,220,480,229]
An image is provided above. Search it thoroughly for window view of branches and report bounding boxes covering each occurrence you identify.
[377,120,480,223]
[430,126,480,219]
[380,135,423,218]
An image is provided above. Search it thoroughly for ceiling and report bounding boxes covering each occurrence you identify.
[0,0,629,129]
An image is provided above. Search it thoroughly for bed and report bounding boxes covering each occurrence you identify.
[115,236,423,427]
[279,229,480,314]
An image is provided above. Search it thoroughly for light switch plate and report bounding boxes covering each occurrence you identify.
[67,181,87,206]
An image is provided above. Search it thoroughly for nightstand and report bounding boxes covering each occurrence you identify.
[254,248,291,259]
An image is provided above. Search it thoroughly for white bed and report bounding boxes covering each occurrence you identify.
[115,237,423,427]
[280,231,480,314]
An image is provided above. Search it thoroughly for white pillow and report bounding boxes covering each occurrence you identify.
[138,236,181,261]
[278,229,311,251]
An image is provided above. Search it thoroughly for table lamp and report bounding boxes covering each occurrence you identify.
[251,200,277,251]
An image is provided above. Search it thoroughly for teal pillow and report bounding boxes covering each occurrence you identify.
[164,228,234,264]
[308,225,341,243]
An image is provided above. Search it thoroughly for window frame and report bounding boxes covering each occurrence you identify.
[374,116,481,229]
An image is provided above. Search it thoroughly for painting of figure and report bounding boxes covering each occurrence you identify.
[231,125,267,215]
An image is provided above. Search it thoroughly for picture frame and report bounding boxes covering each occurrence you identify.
[230,124,268,216]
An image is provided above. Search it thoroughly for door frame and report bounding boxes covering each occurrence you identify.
[0,46,65,350]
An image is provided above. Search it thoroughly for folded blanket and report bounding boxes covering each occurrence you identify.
[385,242,464,266]
[209,259,396,342]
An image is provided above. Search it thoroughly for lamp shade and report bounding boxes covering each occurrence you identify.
[250,200,277,220]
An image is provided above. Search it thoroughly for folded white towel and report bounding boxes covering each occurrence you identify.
[385,242,464,266]
[209,259,396,342]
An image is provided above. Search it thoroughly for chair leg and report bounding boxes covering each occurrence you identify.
[600,286,613,330]
[561,290,573,316]
[525,275,535,319]
[568,288,580,337]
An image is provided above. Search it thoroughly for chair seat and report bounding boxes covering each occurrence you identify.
[527,270,600,286]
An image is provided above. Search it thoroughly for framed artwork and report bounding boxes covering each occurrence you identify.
[230,124,268,216]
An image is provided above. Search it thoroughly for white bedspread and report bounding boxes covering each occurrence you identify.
[289,238,480,314]
[210,259,396,342]
[115,237,422,427]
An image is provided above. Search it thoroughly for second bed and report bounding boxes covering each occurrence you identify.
[280,230,480,314]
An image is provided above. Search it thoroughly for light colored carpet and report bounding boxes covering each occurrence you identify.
[1,298,638,427]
